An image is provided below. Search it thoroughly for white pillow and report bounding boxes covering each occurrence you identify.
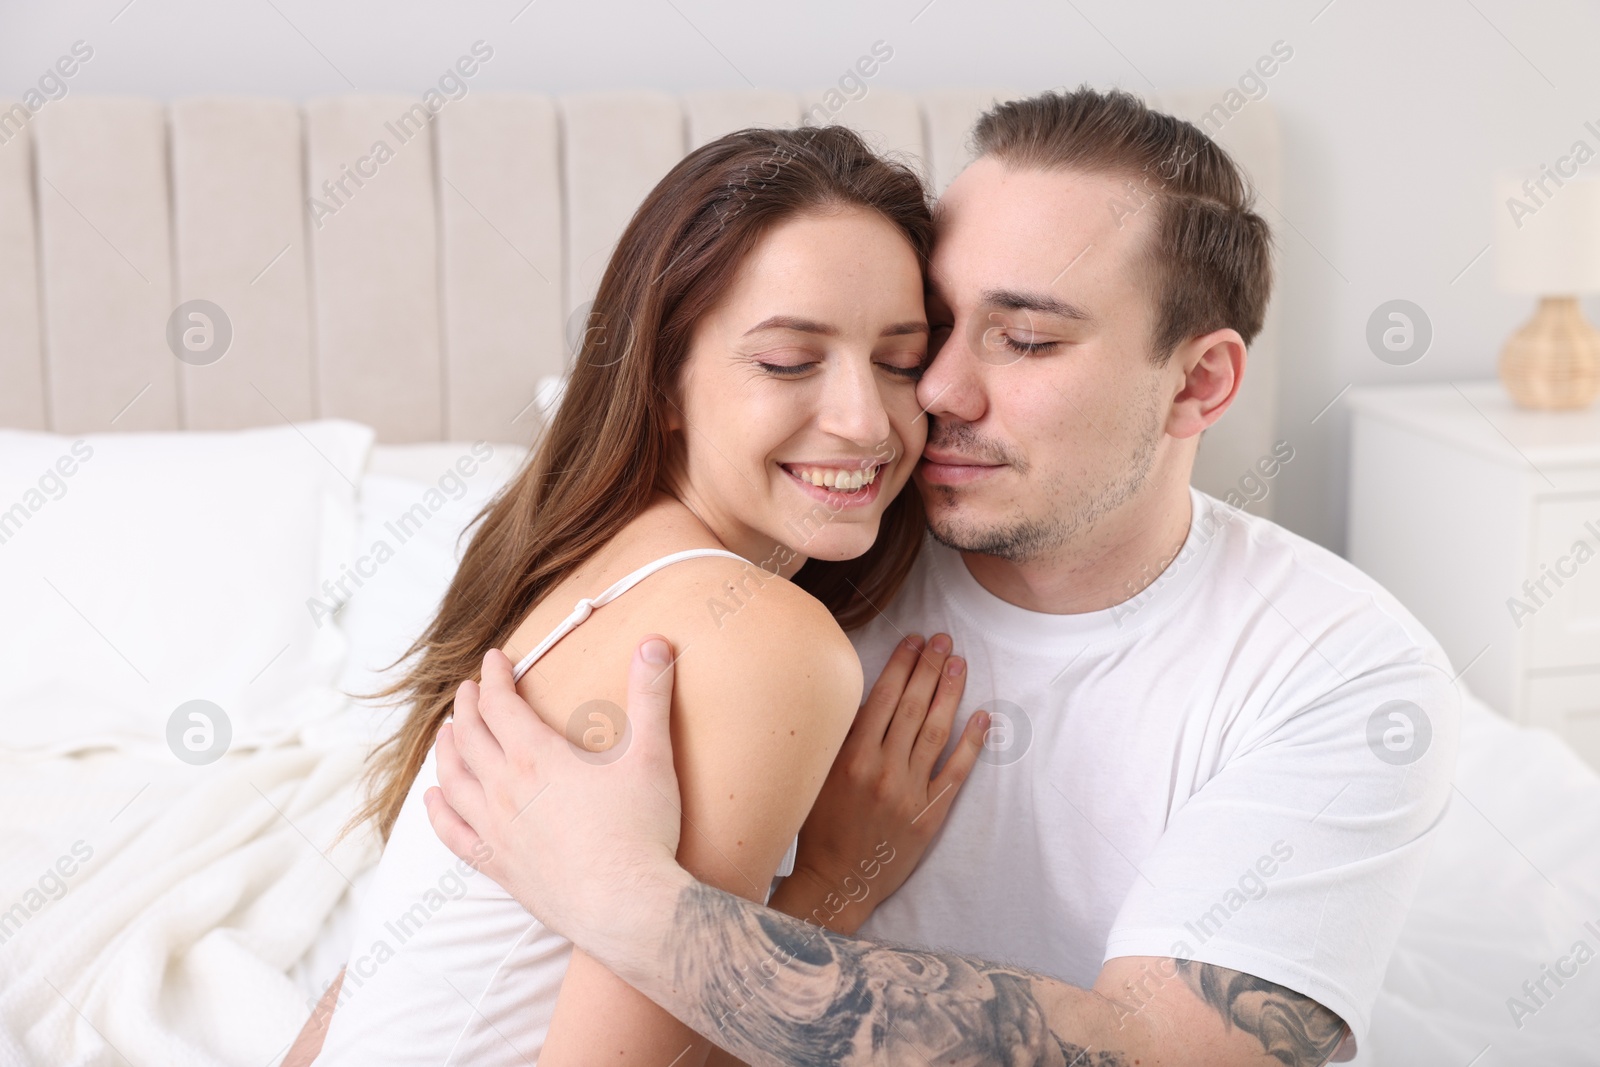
[0,421,374,755]
[300,441,529,750]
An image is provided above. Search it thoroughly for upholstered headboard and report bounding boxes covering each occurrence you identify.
[0,87,1282,511]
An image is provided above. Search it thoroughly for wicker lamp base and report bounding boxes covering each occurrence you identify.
[1499,296,1600,410]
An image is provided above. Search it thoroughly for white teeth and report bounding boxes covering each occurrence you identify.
[788,464,880,491]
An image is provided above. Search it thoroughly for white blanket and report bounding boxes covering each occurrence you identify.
[0,738,381,1067]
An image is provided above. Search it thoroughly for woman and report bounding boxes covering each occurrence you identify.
[299,125,986,1064]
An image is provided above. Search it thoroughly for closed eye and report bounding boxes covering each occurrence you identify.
[877,358,926,381]
[1001,335,1058,355]
[755,361,818,377]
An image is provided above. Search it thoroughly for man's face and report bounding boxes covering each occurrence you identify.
[916,158,1176,563]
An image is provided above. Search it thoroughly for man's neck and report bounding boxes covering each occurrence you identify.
[959,479,1195,616]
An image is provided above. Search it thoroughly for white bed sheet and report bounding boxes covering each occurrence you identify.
[1354,689,1600,1065]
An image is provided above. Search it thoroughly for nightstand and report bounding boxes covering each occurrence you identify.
[1346,381,1600,771]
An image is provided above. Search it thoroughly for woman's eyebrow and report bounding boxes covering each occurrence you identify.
[744,315,836,336]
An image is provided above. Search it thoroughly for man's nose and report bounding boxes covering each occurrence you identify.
[916,324,986,424]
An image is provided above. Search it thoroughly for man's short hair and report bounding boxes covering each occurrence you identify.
[972,86,1274,364]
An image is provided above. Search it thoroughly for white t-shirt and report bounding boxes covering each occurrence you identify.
[849,485,1461,1056]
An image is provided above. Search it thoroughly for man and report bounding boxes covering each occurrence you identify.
[423,86,1459,1066]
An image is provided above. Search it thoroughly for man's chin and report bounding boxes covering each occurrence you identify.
[923,505,992,554]
[923,503,1046,563]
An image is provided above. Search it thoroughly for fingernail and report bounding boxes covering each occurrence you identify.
[907,633,925,650]
[642,638,671,665]
[931,634,952,654]
[975,710,991,730]
[946,657,965,678]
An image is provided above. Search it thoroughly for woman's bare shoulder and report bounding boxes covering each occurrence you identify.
[628,556,864,726]
[514,498,863,732]
[606,501,858,669]
[647,552,856,653]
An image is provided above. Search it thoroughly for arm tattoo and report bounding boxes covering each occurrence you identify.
[665,881,1128,1067]
[1175,961,1347,1067]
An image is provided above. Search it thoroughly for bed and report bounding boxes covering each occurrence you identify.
[0,87,1596,1066]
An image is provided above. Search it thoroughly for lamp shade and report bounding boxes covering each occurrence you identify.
[1495,172,1600,294]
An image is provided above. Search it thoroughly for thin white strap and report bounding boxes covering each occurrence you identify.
[510,548,748,682]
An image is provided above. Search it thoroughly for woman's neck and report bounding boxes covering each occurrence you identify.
[646,489,806,579]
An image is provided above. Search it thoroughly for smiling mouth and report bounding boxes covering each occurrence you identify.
[780,463,884,493]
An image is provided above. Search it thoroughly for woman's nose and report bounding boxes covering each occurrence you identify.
[817,358,894,446]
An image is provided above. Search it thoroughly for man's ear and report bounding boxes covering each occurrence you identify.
[1165,328,1245,441]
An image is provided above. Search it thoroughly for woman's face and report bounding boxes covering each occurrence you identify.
[668,205,929,576]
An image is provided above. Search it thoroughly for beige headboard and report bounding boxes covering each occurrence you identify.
[0,87,1281,508]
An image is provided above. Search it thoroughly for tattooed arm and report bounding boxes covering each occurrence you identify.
[656,874,1344,1067]
[1169,961,1349,1065]
[425,641,1348,1067]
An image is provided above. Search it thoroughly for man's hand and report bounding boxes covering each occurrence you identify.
[424,638,690,967]
[770,632,989,933]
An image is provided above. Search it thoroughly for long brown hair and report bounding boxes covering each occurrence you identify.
[353,125,934,842]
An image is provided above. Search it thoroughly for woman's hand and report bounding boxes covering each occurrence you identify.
[770,633,989,934]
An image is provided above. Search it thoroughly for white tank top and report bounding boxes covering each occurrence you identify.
[317,548,800,1065]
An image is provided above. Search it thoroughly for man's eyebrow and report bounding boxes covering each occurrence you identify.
[743,316,928,338]
[980,288,1094,323]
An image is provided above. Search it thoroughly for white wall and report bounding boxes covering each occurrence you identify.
[4,0,1598,556]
